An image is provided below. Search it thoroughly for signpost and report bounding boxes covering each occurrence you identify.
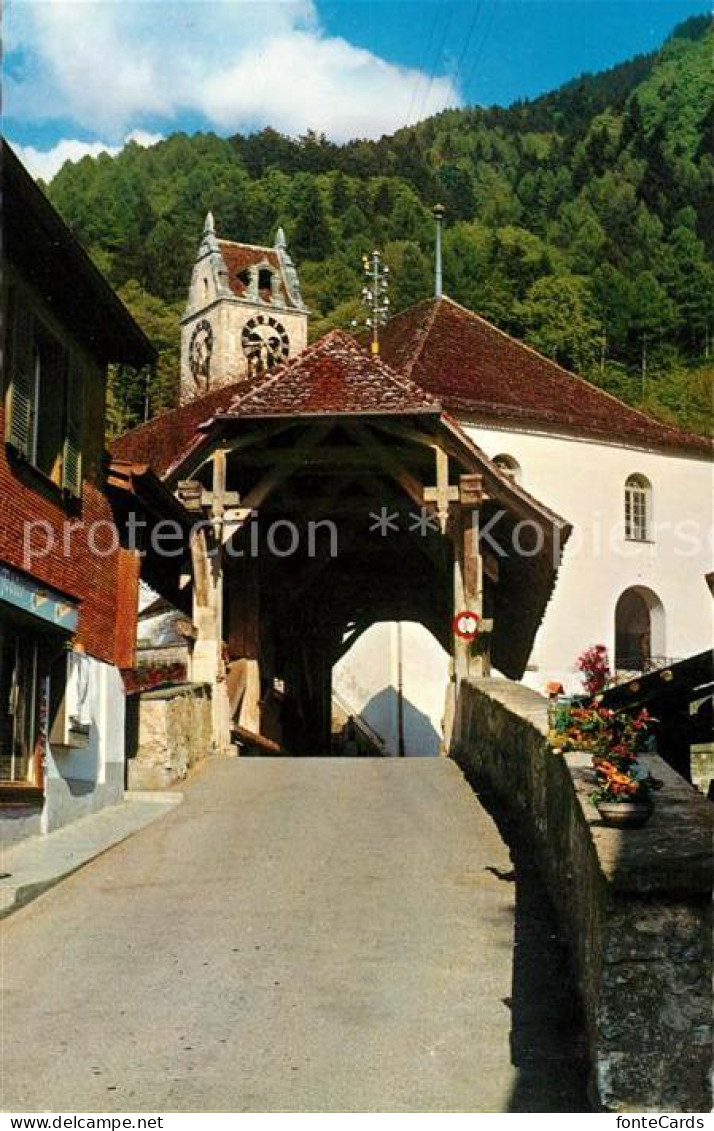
[453,610,481,641]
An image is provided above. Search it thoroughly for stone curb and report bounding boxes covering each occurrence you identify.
[0,792,182,919]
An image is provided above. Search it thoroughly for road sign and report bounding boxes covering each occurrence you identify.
[453,610,481,641]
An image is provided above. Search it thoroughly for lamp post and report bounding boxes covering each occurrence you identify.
[433,203,445,299]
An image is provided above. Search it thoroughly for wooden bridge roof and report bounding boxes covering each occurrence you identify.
[112,330,440,475]
[220,330,441,418]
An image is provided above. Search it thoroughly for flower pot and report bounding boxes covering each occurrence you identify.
[595,799,654,828]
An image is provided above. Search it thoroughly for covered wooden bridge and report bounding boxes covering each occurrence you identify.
[112,331,571,755]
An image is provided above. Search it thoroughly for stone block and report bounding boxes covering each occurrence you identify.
[127,683,212,791]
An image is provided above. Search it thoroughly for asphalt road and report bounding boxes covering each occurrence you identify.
[2,757,588,1112]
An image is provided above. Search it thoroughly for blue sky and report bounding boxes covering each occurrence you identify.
[5,0,707,180]
[321,1,707,106]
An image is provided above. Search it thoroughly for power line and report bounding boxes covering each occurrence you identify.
[412,0,457,126]
[406,1,443,128]
[461,0,499,104]
[452,1,484,97]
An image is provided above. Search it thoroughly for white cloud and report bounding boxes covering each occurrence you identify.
[13,130,164,182]
[5,0,459,143]
[201,31,455,138]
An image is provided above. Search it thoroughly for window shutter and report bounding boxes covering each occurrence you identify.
[62,356,84,497]
[6,295,37,459]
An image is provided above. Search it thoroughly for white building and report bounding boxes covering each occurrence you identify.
[334,296,712,752]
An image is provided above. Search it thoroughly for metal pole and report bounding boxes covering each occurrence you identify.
[397,621,405,757]
[433,203,445,299]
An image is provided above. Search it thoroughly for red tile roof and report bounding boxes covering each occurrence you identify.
[372,296,711,456]
[218,241,296,308]
[111,383,241,478]
[111,331,439,477]
[219,330,441,419]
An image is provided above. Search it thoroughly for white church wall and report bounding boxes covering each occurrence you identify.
[463,420,713,693]
[333,621,450,756]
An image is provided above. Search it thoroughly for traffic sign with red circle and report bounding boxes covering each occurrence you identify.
[453,610,481,640]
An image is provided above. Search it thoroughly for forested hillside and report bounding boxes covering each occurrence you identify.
[45,14,714,437]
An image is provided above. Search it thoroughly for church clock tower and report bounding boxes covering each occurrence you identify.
[180,213,309,403]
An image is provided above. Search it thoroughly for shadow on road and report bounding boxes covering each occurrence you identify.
[466,775,592,1113]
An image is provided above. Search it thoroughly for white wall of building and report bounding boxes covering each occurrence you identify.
[465,421,714,693]
[43,654,126,832]
[333,621,450,756]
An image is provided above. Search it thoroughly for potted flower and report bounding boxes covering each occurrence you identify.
[547,646,662,826]
[591,758,655,828]
[549,702,615,755]
[589,708,660,827]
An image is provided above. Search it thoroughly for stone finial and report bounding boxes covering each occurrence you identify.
[275,226,307,310]
[197,210,220,261]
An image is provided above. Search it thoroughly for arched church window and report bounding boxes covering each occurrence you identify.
[615,586,665,671]
[493,453,522,485]
[258,268,273,294]
[624,474,652,541]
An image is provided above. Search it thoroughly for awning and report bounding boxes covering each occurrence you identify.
[0,563,79,633]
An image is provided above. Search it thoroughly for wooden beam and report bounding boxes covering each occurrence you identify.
[370,419,440,451]
[347,423,426,509]
[452,503,488,680]
[170,420,301,483]
[459,473,485,508]
[424,447,459,533]
[216,447,429,469]
[222,424,336,546]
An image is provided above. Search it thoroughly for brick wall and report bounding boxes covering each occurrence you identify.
[0,394,138,670]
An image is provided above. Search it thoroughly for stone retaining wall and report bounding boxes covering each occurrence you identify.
[126,683,212,790]
[451,677,713,1113]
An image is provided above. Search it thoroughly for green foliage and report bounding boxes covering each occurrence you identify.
[45,16,714,435]
[517,275,601,371]
[106,282,183,437]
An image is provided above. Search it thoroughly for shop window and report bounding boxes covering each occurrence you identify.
[0,625,40,786]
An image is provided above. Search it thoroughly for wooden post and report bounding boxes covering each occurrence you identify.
[424,447,459,533]
[453,473,488,683]
[185,451,233,754]
[226,556,262,737]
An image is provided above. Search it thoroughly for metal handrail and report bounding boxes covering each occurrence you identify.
[332,689,389,755]
[612,655,683,683]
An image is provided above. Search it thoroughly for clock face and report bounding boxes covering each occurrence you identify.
[189,318,214,389]
[241,314,290,375]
